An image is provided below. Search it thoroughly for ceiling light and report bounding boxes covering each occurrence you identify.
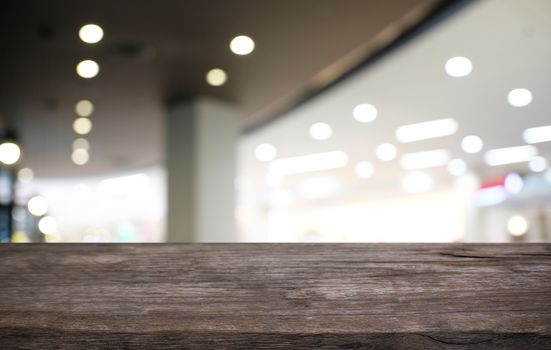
[355,161,374,178]
[504,172,523,194]
[230,35,255,55]
[0,142,21,165]
[523,125,551,144]
[352,104,377,123]
[28,196,48,216]
[529,156,547,173]
[309,122,332,140]
[484,145,537,166]
[447,158,467,176]
[507,215,528,237]
[269,151,348,176]
[402,171,433,193]
[72,148,89,165]
[76,60,99,78]
[395,118,458,143]
[73,138,90,151]
[18,168,34,183]
[75,100,94,117]
[461,135,483,154]
[79,24,104,44]
[507,88,532,107]
[255,143,277,162]
[445,57,472,77]
[73,118,93,135]
[399,149,450,170]
[375,143,397,161]
[206,68,228,86]
[38,216,57,235]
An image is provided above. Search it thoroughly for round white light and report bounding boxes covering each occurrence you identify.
[375,143,397,161]
[447,158,467,176]
[76,60,99,78]
[352,104,377,123]
[254,143,277,162]
[461,135,483,154]
[75,100,94,117]
[72,148,89,165]
[507,215,528,237]
[355,161,374,179]
[206,68,228,86]
[79,24,104,44]
[507,88,532,107]
[73,118,93,135]
[38,216,57,235]
[73,138,90,151]
[18,168,34,183]
[445,57,473,77]
[309,122,333,140]
[529,156,546,173]
[504,172,523,194]
[28,196,49,216]
[402,171,433,193]
[0,142,21,165]
[230,35,255,55]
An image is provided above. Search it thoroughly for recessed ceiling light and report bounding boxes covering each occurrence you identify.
[76,60,99,78]
[0,142,21,165]
[73,138,90,151]
[254,143,277,162]
[28,196,48,216]
[73,118,93,135]
[484,145,537,166]
[352,104,377,123]
[445,57,472,77]
[355,161,374,178]
[529,156,547,173]
[75,100,94,117]
[206,68,228,87]
[507,88,532,107]
[461,135,483,154]
[402,171,433,193]
[309,122,332,140]
[79,24,104,44]
[523,125,551,144]
[447,158,467,176]
[375,143,397,161]
[269,151,348,176]
[395,118,458,143]
[230,35,255,55]
[71,148,90,165]
[18,168,34,183]
[399,149,450,170]
[38,216,57,235]
[507,215,528,237]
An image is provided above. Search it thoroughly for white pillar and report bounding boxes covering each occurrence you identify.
[166,97,239,242]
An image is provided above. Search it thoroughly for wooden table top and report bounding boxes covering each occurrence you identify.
[1,243,550,349]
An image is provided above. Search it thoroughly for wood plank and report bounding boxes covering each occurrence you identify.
[0,244,550,349]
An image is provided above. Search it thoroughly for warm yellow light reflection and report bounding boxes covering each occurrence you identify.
[72,148,90,165]
[507,215,528,237]
[38,216,57,235]
[206,68,228,86]
[230,35,255,55]
[73,138,90,151]
[75,100,94,117]
[11,231,31,243]
[73,118,93,135]
[18,168,34,183]
[28,196,49,216]
[76,60,99,78]
[79,24,104,44]
[0,142,21,165]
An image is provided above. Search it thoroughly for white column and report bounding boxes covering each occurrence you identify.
[166,97,239,242]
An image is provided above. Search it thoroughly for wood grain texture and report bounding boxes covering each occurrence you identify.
[0,243,550,349]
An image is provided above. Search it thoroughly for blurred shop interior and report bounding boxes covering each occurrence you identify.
[0,0,550,243]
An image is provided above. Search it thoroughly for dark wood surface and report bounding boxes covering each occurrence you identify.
[1,243,550,349]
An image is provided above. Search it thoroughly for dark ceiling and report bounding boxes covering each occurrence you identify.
[0,0,441,177]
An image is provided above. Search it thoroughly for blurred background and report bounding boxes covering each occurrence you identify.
[1,0,550,243]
